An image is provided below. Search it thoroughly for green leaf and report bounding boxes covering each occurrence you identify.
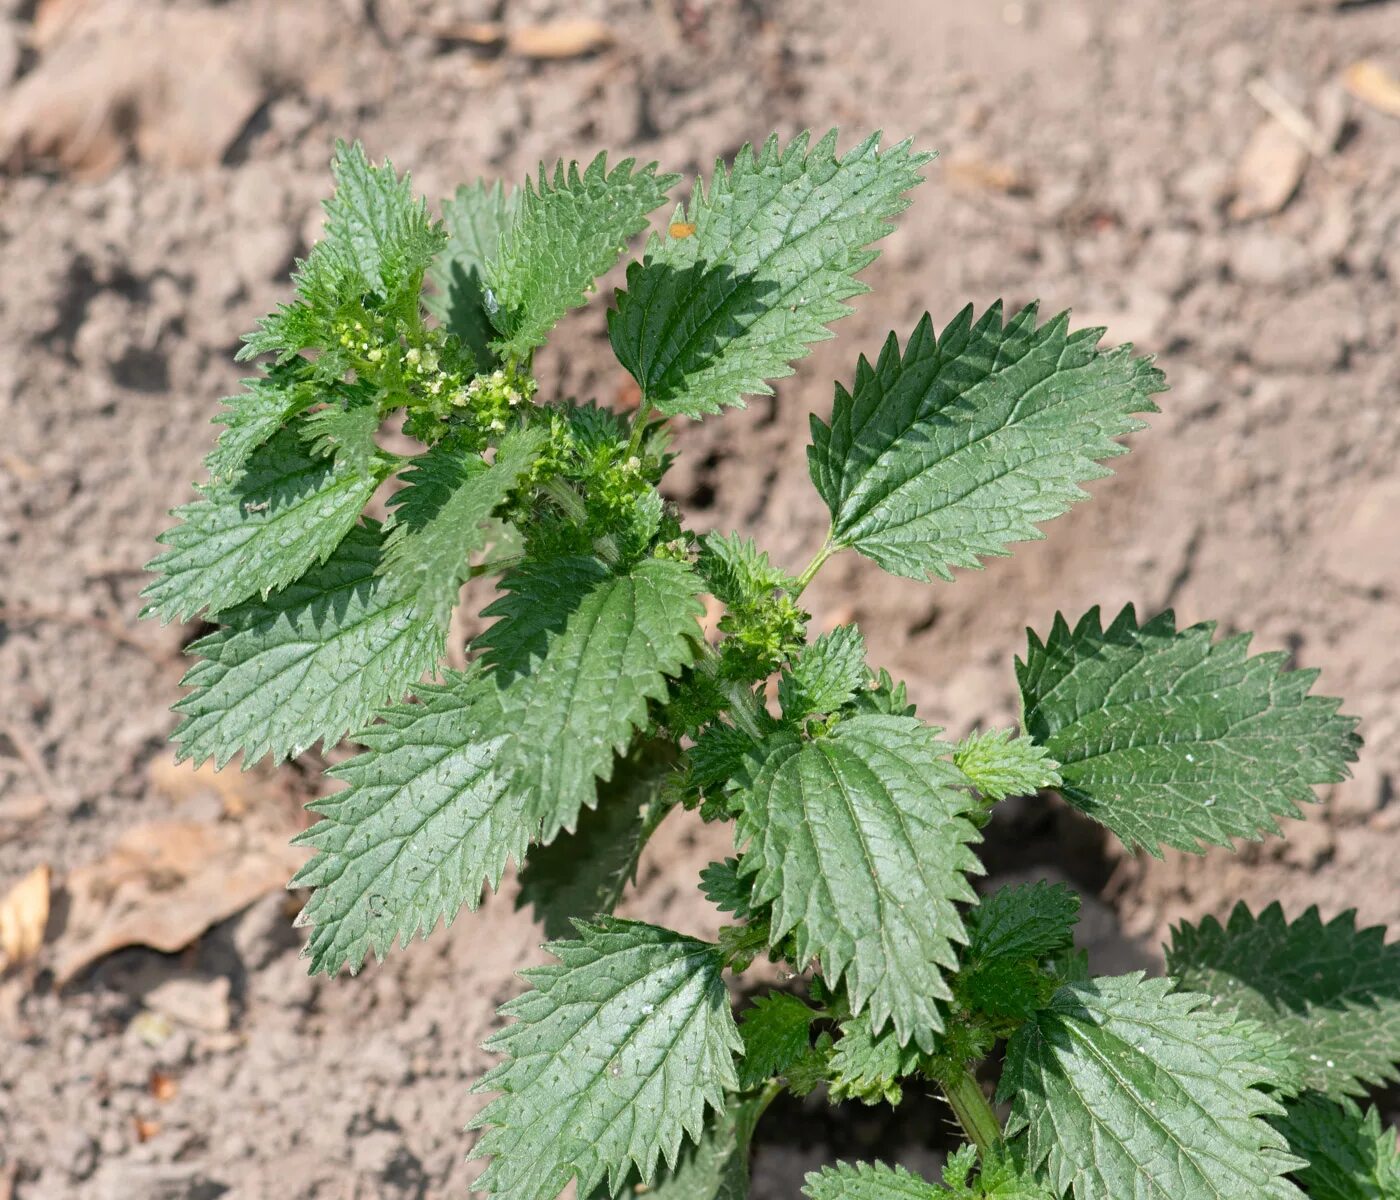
[242,141,442,361]
[1019,605,1360,855]
[966,881,1080,965]
[609,131,930,419]
[487,154,678,358]
[321,140,439,292]
[1167,902,1400,1099]
[380,426,546,627]
[698,858,753,920]
[427,180,517,367]
[517,740,679,939]
[804,1161,944,1200]
[808,304,1164,581]
[301,401,382,478]
[698,533,795,609]
[826,1013,922,1105]
[735,714,982,1049]
[601,1090,768,1200]
[1272,1093,1400,1200]
[470,918,742,1200]
[737,992,818,1088]
[143,424,384,624]
[952,730,1061,802]
[804,1150,1056,1200]
[779,626,868,720]
[290,670,517,974]
[998,973,1304,1200]
[205,370,315,483]
[171,523,443,767]
[957,882,1079,1021]
[477,555,705,843]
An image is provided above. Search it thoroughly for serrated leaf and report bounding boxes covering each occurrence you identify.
[301,401,382,478]
[242,142,442,361]
[1167,902,1400,1099]
[487,154,678,358]
[998,973,1304,1200]
[804,1151,1056,1200]
[427,180,517,366]
[1272,1093,1400,1200]
[966,881,1080,965]
[1019,605,1360,855]
[380,426,546,627]
[171,523,443,768]
[809,304,1164,581]
[699,858,754,920]
[698,533,795,609]
[290,669,517,974]
[143,424,384,624]
[952,730,1061,803]
[517,740,679,939]
[735,714,982,1050]
[804,1161,944,1200]
[602,1090,769,1200]
[690,724,759,797]
[826,1013,922,1105]
[737,992,818,1088]
[205,370,316,483]
[470,918,742,1200]
[476,555,705,843]
[609,131,929,419]
[779,626,867,720]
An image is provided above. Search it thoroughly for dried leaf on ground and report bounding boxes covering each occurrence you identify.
[50,821,306,987]
[1230,118,1309,219]
[508,20,614,58]
[0,864,51,970]
[146,753,273,818]
[1344,60,1400,119]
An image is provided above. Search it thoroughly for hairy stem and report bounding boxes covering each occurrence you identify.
[791,531,837,599]
[940,1064,1001,1155]
[624,404,653,460]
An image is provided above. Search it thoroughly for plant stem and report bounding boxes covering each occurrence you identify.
[791,532,836,599]
[540,476,589,524]
[940,1064,1001,1155]
[624,405,654,460]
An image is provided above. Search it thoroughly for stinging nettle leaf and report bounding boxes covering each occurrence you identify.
[1167,901,1400,1100]
[737,992,819,1089]
[487,153,679,358]
[998,973,1304,1200]
[965,880,1080,966]
[470,918,742,1200]
[477,555,705,844]
[427,179,518,368]
[803,1161,944,1200]
[205,370,316,484]
[143,423,384,625]
[826,1013,922,1106]
[601,1090,770,1200]
[778,625,868,721]
[1018,605,1361,856]
[1271,1092,1400,1200]
[291,670,517,975]
[735,713,982,1049]
[952,729,1061,803]
[380,425,546,627]
[171,522,443,768]
[808,304,1164,581]
[610,130,931,419]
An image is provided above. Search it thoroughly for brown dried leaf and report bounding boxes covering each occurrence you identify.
[944,156,1031,195]
[149,1069,179,1102]
[1344,60,1400,118]
[49,822,306,987]
[509,19,614,59]
[1230,118,1309,220]
[0,863,51,970]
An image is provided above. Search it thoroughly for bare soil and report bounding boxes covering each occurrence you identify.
[1,0,1397,1196]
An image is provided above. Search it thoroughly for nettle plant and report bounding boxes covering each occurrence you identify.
[143,134,1400,1198]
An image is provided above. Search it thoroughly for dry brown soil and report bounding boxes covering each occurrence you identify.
[1,0,1398,1196]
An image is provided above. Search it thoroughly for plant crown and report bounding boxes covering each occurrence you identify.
[145,134,1395,1199]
